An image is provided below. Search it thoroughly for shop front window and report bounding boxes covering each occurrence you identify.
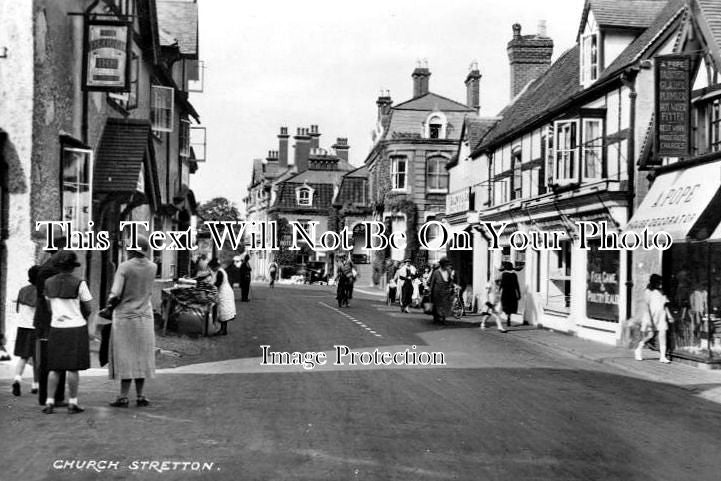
[663,242,721,361]
[546,240,572,312]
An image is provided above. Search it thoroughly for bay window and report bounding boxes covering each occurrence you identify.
[582,118,603,179]
[390,156,407,190]
[551,117,605,185]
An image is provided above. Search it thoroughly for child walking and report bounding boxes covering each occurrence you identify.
[12,266,40,396]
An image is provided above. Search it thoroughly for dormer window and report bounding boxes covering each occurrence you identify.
[580,31,599,86]
[295,185,314,206]
[425,113,447,139]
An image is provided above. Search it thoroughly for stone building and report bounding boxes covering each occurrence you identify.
[363,62,477,271]
[0,0,203,348]
[244,125,354,279]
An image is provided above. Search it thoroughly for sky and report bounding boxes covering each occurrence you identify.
[190,0,585,213]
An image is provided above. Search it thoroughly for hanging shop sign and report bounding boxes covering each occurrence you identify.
[654,54,692,159]
[586,241,620,322]
[82,19,131,91]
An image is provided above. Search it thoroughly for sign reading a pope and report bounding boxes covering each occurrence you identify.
[83,20,131,91]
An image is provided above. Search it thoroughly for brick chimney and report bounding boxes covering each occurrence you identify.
[266,150,278,162]
[278,126,289,169]
[293,127,311,172]
[412,60,431,98]
[506,23,553,100]
[465,62,481,113]
[309,124,321,150]
[333,137,350,162]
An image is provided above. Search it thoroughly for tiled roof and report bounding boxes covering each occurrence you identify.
[465,117,500,151]
[602,0,685,79]
[94,119,156,197]
[476,0,685,154]
[695,0,721,68]
[272,183,336,211]
[334,177,367,206]
[393,92,475,112]
[156,0,198,56]
[475,45,581,152]
[287,168,349,185]
[579,0,668,38]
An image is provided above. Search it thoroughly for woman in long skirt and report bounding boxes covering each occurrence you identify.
[107,235,157,407]
[209,259,236,335]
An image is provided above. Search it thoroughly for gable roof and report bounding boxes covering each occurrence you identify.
[393,92,475,112]
[476,0,686,155]
[602,0,686,78]
[694,0,721,69]
[156,0,198,57]
[579,0,669,39]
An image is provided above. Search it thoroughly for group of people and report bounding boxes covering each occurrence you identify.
[10,235,158,414]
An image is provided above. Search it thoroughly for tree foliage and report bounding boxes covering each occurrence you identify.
[197,197,241,223]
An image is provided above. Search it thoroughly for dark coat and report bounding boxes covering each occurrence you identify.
[429,269,454,318]
[500,271,521,314]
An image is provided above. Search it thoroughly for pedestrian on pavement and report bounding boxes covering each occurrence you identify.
[429,257,454,323]
[12,265,40,396]
[499,262,521,328]
[42,251,92,414]
[268,261,278,288]
[239,254,252,302]
[226,255,243,288]
[635,273,674,363]
[34,240,68,407]
[480,279,508,332]
[107,235,158,408]
[209,259,236,336]
[395,258,416,313]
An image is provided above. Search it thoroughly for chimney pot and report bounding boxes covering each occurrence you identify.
[537,19,547,37]
[512,23,521,39]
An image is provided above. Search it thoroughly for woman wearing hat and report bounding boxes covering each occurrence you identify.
[107,235,158,408]
[42,251,92,414]
[429,257,454,323]
[499,261,521,328]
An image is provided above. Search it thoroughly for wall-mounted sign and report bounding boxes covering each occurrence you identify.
[83,19,131,91]
[586,241,620,322]
[654,54,692,159]
[446,188,470,215]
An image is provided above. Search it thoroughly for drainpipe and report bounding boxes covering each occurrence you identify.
[621,68,638,323]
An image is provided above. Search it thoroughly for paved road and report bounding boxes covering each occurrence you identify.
[3,284,721,481]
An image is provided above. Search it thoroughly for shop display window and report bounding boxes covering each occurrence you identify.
[663,242,721,361]
[546,240,572,312]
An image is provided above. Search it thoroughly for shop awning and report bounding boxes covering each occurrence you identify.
[625,160,721,241]
[94,118,161,209]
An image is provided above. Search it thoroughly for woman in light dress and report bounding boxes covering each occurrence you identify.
[635,273,673,363]
[107,235,157,407]
[209,258,236,336]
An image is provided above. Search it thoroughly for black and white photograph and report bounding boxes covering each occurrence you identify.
[3,0,721,479]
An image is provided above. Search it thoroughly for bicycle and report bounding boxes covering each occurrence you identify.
[451,285,465,319]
